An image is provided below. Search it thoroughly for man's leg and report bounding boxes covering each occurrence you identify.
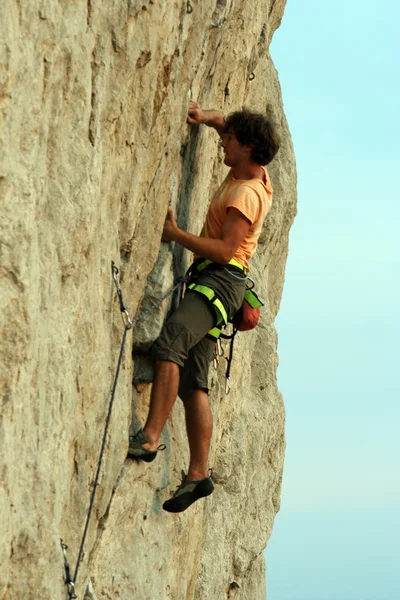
[162,385,215,513]
[162,367,215,512]
[140,359,179,451]
[129,291,215,458]
[183,389,212,480]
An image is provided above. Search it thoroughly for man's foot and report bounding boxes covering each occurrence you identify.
[163,470,214,513]
[127,429,165,462]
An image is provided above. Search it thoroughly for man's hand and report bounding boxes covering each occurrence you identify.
[161,207,179,242]
[187,100,206,125]
[161,206,250,265]
[187,100,225,134]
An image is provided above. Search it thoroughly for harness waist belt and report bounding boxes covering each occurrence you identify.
[193,257,247,274]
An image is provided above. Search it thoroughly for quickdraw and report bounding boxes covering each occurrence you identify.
[61,541,77,599]
[112,262,133,328]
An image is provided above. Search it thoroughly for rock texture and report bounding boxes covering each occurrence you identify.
[0,0,296,599]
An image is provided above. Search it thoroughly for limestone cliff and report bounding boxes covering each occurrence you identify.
[0,1,296,599]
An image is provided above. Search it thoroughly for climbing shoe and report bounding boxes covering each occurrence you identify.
[127,429,166,462]
[163,470,214,513]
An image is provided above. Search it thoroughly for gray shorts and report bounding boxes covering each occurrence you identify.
[152,266,246,400]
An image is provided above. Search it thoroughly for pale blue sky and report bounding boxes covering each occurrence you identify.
[266,1,400,599]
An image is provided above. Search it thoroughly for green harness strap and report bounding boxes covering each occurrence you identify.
[207,326,223,341]
[187,282,228,326]
[244,288,264,309]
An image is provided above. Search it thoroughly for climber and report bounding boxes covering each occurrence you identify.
[128,99,280,513]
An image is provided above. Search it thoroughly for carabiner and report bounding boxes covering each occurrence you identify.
[67,582,77,599]
[111,261,120,288]
[111,262,133,328]
[122,310,133,329]
[246,276,255,290]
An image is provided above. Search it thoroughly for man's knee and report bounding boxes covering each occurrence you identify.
[178,364,211,401]
[154,358,180,371]
[180,387,209,404]
[185,388,209,399]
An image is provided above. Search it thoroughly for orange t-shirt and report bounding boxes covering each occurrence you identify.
[201,167,273,271]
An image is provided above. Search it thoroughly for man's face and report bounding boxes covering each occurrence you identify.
[220,128,251,167]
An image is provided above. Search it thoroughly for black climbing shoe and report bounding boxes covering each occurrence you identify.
[163,470,214,513]
[127,429,165,462]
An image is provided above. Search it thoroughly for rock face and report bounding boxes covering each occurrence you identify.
[0,1,296,599]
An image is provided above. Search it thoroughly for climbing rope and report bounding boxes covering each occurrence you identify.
[62,262,188,599]
[112,262,188,328]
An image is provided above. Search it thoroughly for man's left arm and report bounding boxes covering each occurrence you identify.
[162,207,250,265]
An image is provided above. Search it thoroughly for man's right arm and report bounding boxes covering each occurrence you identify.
[187,100,225,135]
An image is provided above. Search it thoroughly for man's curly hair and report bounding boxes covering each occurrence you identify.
[224,108,280,165]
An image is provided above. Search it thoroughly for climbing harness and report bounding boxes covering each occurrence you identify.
[184,258,264,395]
[186,257,248,327]
[62,262,187,599]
